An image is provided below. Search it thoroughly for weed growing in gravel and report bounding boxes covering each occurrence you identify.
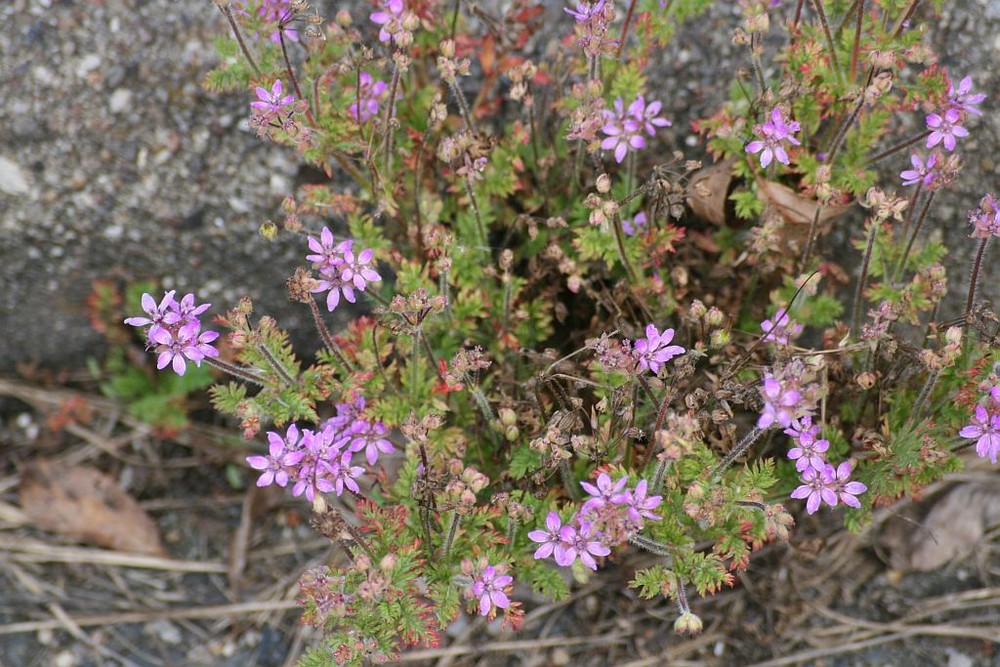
[118,0,1000,663]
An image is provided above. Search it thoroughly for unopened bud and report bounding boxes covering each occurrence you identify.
[705,307,725,327]
[595,173,612,193]
[674,612,703,635]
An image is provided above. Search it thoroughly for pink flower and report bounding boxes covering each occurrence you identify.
[579,472,628,516]
[746,106,801,168]
[829,461,867,508]
[761,308,803,345]
[251,79,295,114]
[790,465,837,514]
[633,324,685,375]
[925,108,968,152]
[900,152,939,187]
[960,404,1000,464]
[558,521,610,570]
[757,375,801,429]
[149,322,219,376]
[528,511,571,562]
[247,424,307,487]
[947,75,986,117]
[471,565,513,616]
[619,479,663,527]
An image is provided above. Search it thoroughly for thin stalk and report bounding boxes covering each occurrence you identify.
[799,205,824,271]
[890,0,922,38]
[811,0,843,89]
[448,80,479,135]
[220,4,261,77]
[611,210,639,284]
[307,299,354,373]
[965,237,990,319]
[899,180,924,243]
[849,0,864,82]
[851,216,881,337]
[629,533,673,558]
[410,329,422,407]
[341,520,378,561]
[894,190,936,282]
[559,458,578,501]
[442,511,461,559]
[203,357,269,386]
[735,500,767,513]
[278,28,314,125]
[911,369,940,421]
[791,0,805,31]
[748,34,767,95]
[463,179,489,258]
[616,0,638,59]
[650,457,670,495]
[825,87,866,165]
[505,518,516,549]
[255,340,297,388]
[864,130,931,166]
[380,61,402,174]
[675,576,690,615]
[709,427,766,482]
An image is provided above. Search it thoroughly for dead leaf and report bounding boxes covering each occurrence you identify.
[686,157,736,226]
[19,459,167,556]
[878,482,1000,572]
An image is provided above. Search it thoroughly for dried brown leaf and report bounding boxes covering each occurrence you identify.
[879,482,1000,572]
[686,157,736,226]
[19,459,167,556]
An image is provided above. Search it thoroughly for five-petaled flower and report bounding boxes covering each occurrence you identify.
[600,95,671,164]
[761,308,803,345]
[899,152,938,187]
[306,229,382,312]
[757,375,801,429]
[470,565,514,616]
[746,106,801,168]
[247,424,307,488]
[925,108,968,151]
[528,511,574,564]
[126,291,219,376]
[633,324,685,375]
[251,79,295,114]
[947,75,986,117]
[960,403,1000,464]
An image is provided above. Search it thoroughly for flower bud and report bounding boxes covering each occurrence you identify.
[595,173,612,193]
[710,329,730,347]
[674,612,703,635]
[379,553,397,571]
[705,307,725,327]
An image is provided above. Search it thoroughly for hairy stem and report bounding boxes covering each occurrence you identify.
[220,4,261,77]
[307,299,355,373]
[864,130,931,166]
[204,357,269,386]
[965,237,990,319]
[709,427,766,482]
[442,511,461,559]
[894,190,936,282]
[278,28,314,125]
[851,216,881,337]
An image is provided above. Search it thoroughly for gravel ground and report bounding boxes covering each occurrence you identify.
[1,0,998,371]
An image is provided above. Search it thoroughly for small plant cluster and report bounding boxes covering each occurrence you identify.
[113,0,1000,663]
